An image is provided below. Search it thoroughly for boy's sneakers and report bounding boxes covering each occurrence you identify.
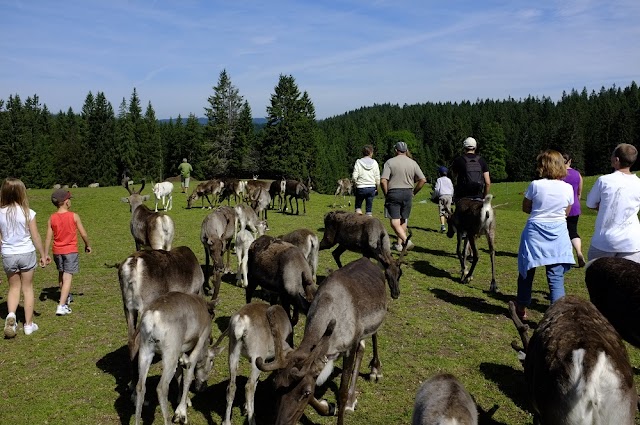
[56,304,72,316]
[23,322,39,336]
[4,312,17,338]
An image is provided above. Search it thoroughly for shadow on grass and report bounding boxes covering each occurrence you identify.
[96,344,136,425]
[0,302,39,323]
[479,362,532,417]
[413,260,456,280]
[430,288,505,316]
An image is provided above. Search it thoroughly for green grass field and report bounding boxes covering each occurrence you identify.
[1,178,639,425]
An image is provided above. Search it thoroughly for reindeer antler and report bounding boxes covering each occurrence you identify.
[137,179,146,194]
[508,301,530,353]
[256,307,290,372]
[291,319,336,379]
[123,178,133,195]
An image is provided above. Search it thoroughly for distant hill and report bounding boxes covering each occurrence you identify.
[158,117,267,126]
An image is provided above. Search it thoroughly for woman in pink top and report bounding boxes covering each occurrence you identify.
[562,153,585,267]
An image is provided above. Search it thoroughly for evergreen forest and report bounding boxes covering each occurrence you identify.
[1,70,638,194]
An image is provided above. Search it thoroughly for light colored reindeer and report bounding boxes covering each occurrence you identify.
[152,181,174,212]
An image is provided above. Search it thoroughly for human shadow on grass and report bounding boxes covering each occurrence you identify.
[38,286,84,304]
[0,302,39,323]
[479,362,532,417]
[482,289,548,321]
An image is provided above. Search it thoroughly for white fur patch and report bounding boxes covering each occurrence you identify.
[316,359,334,386]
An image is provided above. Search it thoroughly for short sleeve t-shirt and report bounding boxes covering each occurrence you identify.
[381,155,425,190]
[525,179,574,222]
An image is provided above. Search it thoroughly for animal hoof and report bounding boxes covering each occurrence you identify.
[489,281,498,293]
[345,399,358,412]
[369,371,383,382]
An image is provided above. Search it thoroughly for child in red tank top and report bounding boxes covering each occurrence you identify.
[44,189,92,316]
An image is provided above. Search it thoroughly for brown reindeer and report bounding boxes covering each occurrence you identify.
[508,296,636,424]
[256,257,399,424]
[332,178,353,208]
[121,179,174,251]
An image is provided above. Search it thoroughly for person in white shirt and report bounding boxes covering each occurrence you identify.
[432,166,454,232]
[586,143,640,263]
[0,178,50,338]
[515,150,575,320]
[352,145,380,216]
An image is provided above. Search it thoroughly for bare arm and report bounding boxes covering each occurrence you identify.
[44,216,53,256]
[565,204,572,216]
[577,173,583,200]
[522,197,532,214]
[413,178,426,196]
[483,171,491,197]
[380,178,389,196]
[29,216,50,267]
[74,213,92,253]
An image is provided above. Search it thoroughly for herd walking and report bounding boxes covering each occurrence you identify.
[2,139,640,424]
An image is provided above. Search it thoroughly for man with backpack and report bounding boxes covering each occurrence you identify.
[451,137,491,201]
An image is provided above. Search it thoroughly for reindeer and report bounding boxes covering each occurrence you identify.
[234,203,267,242]
[210,303,293,425]
[219,178,247,205]
[245,178,271,200]
[585,257,640,348]
[508,296,637,424]
[319,210,406,298]
[447,194,497,292]
[187,179,224,209]
[256,257,401,424]
[412,373,478,425]
[118,246,205,390]
[250,186,271,222]
[284,179,309,215]
[235,229,254,288]
[121,179,175,251]
[201,206,236,299]
[278,228,319,282]
[332,178,353,208]
[269,177,287,211]
[134,292,217,425]
[246,235,316,326]
[152,181,174,212]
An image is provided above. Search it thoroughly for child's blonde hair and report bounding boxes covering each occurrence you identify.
[0,178,31,234]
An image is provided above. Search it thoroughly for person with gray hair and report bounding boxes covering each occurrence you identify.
[586,143,640,263]
[178,158,193,194]
[380,141,426,250]
[450,137,491,201]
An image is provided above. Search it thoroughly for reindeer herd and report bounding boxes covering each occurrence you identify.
[115,177,640,425]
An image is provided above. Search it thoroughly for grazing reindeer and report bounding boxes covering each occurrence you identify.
[88,182,100,188]
[412,373,478,425]
[187,179,224,209]
[152,181,174,212]
[246,235,316,326]
[121,179,175,251]
[279,228,319,282]
[269,177,287,211]
[508,296,637,425]
[245,178,271,200]
[210,303,293,425]
[118,246,204,390]
[319,210,406,298]
[234,203,267,242]
[332,178,353,208]
[201,206,236,299]
[134,292,217,425]
[257,257,398,425]
[585,257,640,348]
[250,186,271,222]
[447,195,497,292]
[284,179,309,215]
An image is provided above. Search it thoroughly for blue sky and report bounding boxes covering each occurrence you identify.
[2,0,639,120]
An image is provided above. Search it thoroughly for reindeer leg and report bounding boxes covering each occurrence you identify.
[463,237,479,284]
[204,245,211,295]
[338,343,360,422]
[212,271,222,301]
[309,397,336,416]
[456,232,466,281]
[487,230,497,292]
[368,333,382,381]
[332,245,346,268]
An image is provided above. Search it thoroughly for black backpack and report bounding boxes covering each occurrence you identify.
[462,155,484,193]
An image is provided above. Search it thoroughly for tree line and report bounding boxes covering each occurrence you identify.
[1,73,638,194]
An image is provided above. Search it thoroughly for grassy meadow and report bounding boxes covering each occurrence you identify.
[1,177,639,425]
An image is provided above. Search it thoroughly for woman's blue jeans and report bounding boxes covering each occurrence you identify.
[517,263,566,306]
[355,187,376,214]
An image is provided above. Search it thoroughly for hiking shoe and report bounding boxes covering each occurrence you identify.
[56,304,72,316]
[4,313,17,338]
[23,322,39,336]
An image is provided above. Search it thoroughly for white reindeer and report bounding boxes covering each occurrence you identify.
[153,181,174,212]
[235,229,254,288]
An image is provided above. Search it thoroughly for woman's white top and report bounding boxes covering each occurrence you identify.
[525,179,574,222]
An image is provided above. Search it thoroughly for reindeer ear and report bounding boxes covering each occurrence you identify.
[121,197,130,203]
[142,195,150,202]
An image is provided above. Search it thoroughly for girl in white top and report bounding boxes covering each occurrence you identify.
[586,143,640,262]
[1,178,50,338]
[352,145,381,215]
